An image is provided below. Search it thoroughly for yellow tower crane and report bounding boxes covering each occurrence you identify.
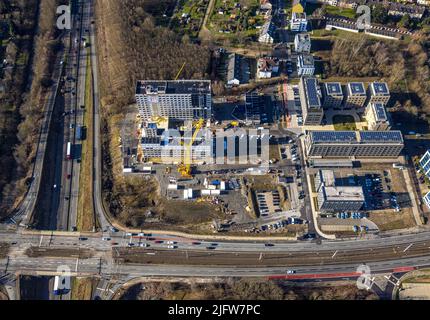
[175,62,186,80]
[177,118,205,178]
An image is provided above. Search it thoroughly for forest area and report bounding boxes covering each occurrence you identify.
[119,279,378,300]
[95,0,212,227]
[0,0,65,217]
[323,34,430,122]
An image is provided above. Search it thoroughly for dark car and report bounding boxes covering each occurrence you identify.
[264,243,274,247]
[303,233,316,239]
[206,246,216,250]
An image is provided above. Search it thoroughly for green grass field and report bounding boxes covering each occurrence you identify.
[325,5,356,19]
[332,115,357,131]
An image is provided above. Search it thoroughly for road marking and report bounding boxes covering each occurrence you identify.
[403,243,413,252]
[331,250,338,259]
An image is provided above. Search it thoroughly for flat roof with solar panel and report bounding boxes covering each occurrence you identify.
[310,131,357,144]
[304,78,321,109]
[136,80,211,95]
[358,131,403,143]
[325,82,343,96]
[370,102,388,121]
[370,82,390,96]
[348,82,366,96]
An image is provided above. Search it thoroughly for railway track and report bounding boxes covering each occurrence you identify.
[114,241,430,267]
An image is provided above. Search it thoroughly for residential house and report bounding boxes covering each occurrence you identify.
[259,19,276,43]
[290,12,308,32]
[388,2,426,19]
[257,57,279,78]
[365,102,391,131]
[294,33,311,53]
[418,0,430,6]
[260,0,273,10]
[322,82,344,109]
[297,54,315,76]
[227,53,241,86]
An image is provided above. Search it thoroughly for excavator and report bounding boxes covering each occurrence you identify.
[177,118,205,178]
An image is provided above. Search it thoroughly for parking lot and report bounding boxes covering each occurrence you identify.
[313,164,417,232]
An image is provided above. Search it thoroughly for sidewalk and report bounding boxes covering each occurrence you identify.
[402,168,423,226]
[300,137,336,240]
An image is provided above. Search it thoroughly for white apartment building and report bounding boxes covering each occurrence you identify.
[294,33,311,53]
[290,12,308,32]
[297,54,315,76]
[367,82,391,105]
[135,80,212,121]
[365,102,391,131]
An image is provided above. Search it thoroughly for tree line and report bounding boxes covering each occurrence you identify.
[0,0,66,217]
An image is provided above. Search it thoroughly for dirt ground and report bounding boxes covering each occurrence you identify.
[0,243,10,259]
[368,209,416,231]
[0,287,8,300]
[245,175,279,191]
[71,277,97,300]
[24,247,94,259]
[77,52,95,232]
[162,200,223,225]
[400,283,430,300]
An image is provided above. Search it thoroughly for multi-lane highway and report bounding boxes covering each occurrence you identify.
[2,229,430,282]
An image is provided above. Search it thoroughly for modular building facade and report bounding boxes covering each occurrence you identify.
[135,80,212,121]
[305,130,404,158]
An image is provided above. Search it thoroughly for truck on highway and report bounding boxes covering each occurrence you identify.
[76,126,82,140]
[66,142,72,160]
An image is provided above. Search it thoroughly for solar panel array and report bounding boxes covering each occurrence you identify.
[359,131,403,143]
[326,82,342,95]
[349,82,365,95]
[305,78,321,108]
[311,131,357,143]
[373,103,387,121]
[372,82,389,95]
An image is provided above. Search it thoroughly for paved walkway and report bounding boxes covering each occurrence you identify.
[198,0,216,40]
[300,137,336,240]
[403,168,423,226]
